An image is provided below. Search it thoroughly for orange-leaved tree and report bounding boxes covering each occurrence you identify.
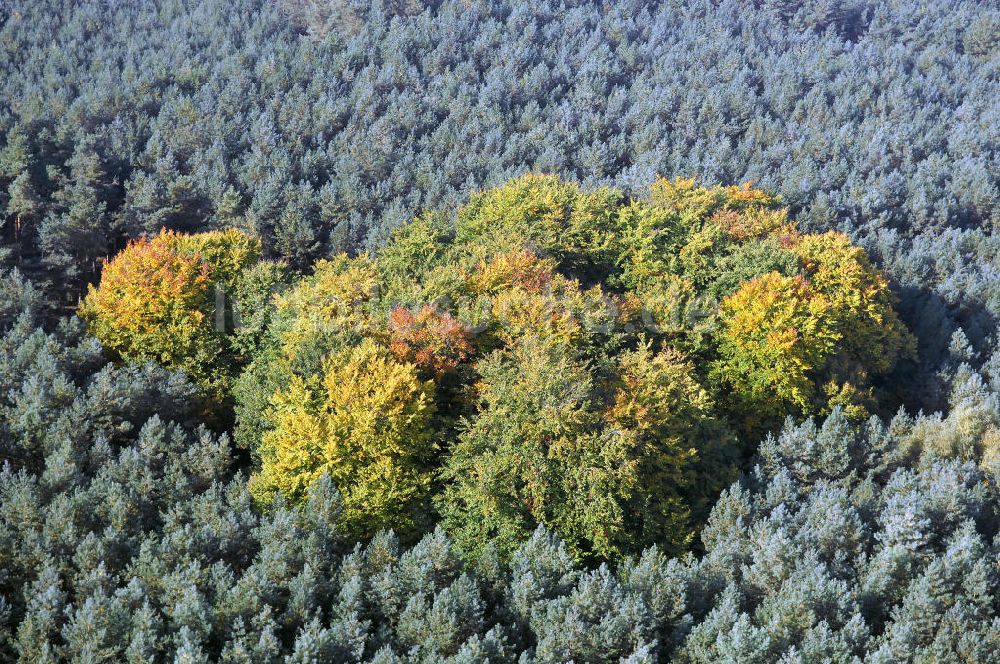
[80,229,261,396]
[388,305,474,380]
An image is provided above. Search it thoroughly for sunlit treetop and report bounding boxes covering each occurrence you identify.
[230,174,913,558]
[79,228,261,397]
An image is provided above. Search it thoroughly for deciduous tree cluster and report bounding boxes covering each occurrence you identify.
[230,175,913,560]
[79,229,261,403]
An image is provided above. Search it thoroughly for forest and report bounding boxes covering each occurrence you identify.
[1,0,999,661]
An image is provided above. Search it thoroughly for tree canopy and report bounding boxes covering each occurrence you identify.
[232,174,913,559]
[1,267,998,662]
[2,0,1000,660]
[79,229,261,401]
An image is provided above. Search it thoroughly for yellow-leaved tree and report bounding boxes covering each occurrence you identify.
[712,232,915,429]
[789,231,913,375]
[712,272,838,424]
[250,339,436,537]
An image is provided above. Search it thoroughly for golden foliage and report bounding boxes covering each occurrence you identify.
[250,339,436,537]
[79,229,260,392]
[649,177,779,217]
[711,206,793,242]
[714,231,916,425]
[714,272,838,417]
[272,254,379,364]
[789,231,914,373]
[226,174,914,559]
[466,249,555,295]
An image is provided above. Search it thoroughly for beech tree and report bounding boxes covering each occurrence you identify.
[712,272,839,422]
[79,229,260,398]
[387,304,474,380]
[251,339,437,538]
[713,231,915,431]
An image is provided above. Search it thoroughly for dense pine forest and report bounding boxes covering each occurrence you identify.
[1,0,1000,661]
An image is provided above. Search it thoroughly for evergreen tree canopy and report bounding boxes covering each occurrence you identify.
[1,278,997,661]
